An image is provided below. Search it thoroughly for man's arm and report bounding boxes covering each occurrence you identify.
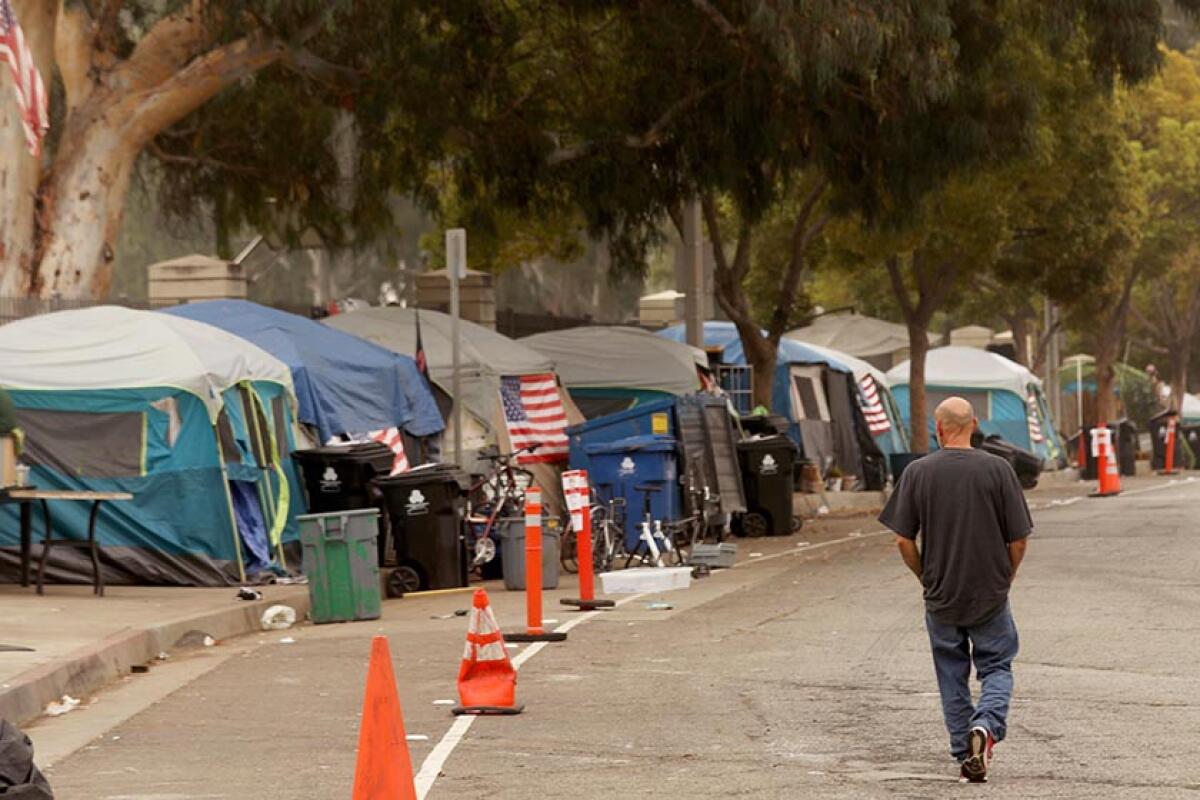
[1008,537,1027,584]
[896,535,921,581]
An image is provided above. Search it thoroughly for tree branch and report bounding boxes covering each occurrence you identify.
[547,80,726,165]
[690,0,740,40]
[126,34,285,146]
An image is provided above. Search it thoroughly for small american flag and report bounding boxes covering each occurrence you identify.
[0,0,47,157]
[1027,394,1045,443]
[858,374,892,435]
[500,373,568,464]
[369,427,410,475]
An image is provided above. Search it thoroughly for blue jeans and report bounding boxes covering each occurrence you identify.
[924,603,1019,760]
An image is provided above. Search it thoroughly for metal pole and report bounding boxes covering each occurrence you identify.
[684,199,704,348]
[447,229,466,467]
[1076,358,1084,432]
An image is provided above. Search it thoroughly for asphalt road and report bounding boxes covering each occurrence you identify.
[37,478,1200,798]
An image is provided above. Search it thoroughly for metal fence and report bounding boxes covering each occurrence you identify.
[0,296,153,325]
[717,364,754,414]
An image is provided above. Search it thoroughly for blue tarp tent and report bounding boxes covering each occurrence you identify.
[658,322,886,485]
[887,346,1065,464]
[0,307,301,586]
[162,300,444,443]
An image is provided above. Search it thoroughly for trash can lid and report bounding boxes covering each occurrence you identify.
[737,434,796,452]
[372,463,466,487]
[293,442,393,460]
[583,434,677,456]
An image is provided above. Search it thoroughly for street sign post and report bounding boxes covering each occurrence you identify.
[446,229,466,468]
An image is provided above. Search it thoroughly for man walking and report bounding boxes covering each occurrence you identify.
[879,397,1031,783]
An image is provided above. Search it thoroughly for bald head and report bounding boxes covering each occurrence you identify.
[935,397,976,447]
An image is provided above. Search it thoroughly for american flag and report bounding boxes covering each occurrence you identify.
[500,373,568,464]
[369,427,410,475]
[1026,394,1045,443]
[0,0,47,157]
[858,374,892,435]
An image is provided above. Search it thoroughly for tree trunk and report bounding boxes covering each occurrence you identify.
[1093,346,1118,426]
[32,124,138,298]
[1010,312,1031,367]
[1168,344,1189,412]
[908,321,932,453]
[0,0,55,296]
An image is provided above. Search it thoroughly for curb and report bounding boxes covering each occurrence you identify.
[0,587,310,726]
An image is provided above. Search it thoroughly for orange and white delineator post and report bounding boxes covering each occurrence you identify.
[1089,426,1121,497]
[505,487,567,643]
[1160,415,1181,475]
[561,469,615,611]
[452,588,524,715]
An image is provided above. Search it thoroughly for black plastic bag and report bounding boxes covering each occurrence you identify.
[0,720,53,798]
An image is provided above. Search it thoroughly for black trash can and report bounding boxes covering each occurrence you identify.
[374,467,467,592]
[736,436,797,537]
[1112,418,1138,476]
[292,443,395,513]
[976,434,1043,490]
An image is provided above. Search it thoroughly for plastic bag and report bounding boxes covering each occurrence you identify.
[260,605,296,630]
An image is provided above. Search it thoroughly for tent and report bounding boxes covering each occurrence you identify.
[1183,393,1200,423]
[160,300,444,447]
[1057,355,1156,434]
[0,307,300,586]
[521,326,709,418]
[786,340,910,456]
[887,346,1065,464]
[786,312,915,371]
[658,322,886,485]
[323,308,584,502]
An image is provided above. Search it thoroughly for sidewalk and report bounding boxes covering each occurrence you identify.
[0,584,309,725]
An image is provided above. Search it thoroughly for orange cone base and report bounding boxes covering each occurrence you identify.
[1158,469,1181,476]
[452,703,525,716]
[560,597,616,610]
[504,629,568,643]
[1088,489,1121,497]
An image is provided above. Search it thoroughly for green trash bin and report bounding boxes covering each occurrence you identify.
[299,508,382,624]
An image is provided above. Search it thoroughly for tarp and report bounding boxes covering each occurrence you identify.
[521,326,706,395]
[786,312,914,361]
[1184,393,1200,423]
[658,322,852,372]
[0,307,300,586]
[161,300,444,439]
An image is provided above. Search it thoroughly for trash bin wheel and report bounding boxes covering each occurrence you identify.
[386,565,422,598]
[741,511,769,538]
[791,514,803,533]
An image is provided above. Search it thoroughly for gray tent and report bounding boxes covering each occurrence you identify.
[521,326,708,418]
[787,313,917,372]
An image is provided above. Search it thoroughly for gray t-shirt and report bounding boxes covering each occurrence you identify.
[878,447,1032,627]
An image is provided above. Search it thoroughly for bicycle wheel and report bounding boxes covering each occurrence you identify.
[560,524,579,574]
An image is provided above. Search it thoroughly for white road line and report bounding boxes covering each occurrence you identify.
[414,591,648,799]
[413,530,891,797]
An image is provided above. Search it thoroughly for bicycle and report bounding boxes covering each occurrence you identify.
[462,443,538,571]
[588,486,627,574]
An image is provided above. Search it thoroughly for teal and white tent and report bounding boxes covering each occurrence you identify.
[887,346,1065,464]
[0,307,300,586]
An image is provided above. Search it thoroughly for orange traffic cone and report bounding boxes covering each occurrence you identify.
[1089,426,1121,498]
[452,588,524,716]
[351,636,417,800]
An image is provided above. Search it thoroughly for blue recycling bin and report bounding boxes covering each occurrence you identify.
[584,434,680,551]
